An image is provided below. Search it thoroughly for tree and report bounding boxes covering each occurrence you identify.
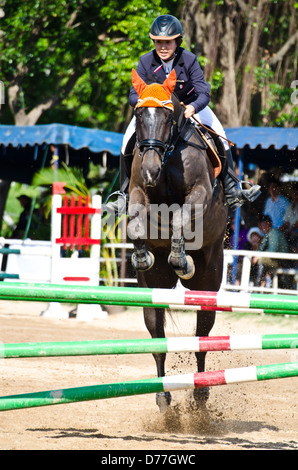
[181,0,297,127]
[0,0,167,128]
[0,0,169,232]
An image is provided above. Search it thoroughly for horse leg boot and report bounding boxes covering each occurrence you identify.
[104,152,133,216]
[222,148,261,212]
[131,241,155,271]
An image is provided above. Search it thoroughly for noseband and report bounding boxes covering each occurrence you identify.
[136,113,174,167]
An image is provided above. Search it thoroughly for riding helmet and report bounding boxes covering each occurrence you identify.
[149,15,183,40]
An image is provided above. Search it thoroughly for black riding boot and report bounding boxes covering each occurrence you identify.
[104,152,133,216]
[223,148,261,211]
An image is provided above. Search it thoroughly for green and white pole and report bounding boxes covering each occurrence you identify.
[1,334,298,358]
[0,283,297,313]
[0,362,297,411]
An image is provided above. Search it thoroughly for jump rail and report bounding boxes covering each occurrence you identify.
[1,334,298,358]
[0,361,297,411]
[0,283,297,313]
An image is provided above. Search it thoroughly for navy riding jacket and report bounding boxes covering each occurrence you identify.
[129,47,211,113]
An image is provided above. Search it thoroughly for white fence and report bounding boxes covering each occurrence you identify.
[0,238,52,282]
[102,243,298,295]
[222,249,298,295]
[1,239,297,295]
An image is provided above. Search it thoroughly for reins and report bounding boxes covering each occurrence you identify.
[180,102,235,147]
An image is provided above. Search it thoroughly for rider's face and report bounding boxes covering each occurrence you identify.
[154,39,177,61]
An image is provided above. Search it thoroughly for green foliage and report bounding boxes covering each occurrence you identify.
[211,70,223,91]
[65,1,169,129]
[261,83,298,127]
[255,60,298,127]
[0,0,295,129]
[0,0,169,129]
[100,213,126,286]
[32,163,89,198]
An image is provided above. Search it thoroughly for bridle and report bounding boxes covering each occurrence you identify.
[136,108,175,167]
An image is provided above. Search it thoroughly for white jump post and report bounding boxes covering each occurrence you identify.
[42,182,106,320]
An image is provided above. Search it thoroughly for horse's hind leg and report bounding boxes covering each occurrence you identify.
[143,306,171,412]
[138,254,177,412]
[194,310,216,407]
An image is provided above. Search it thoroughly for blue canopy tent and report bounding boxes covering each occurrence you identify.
[0,123,123,154]
[226,126,297,153]
[1,123,297,181]
[0,123,123,184]
[1,123,296,182]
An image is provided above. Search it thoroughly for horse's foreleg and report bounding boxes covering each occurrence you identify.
[168,206,195,279]
[143,307,171,412]
[128,202,155,271]
[168,236,195,279]
[131,241,155,271]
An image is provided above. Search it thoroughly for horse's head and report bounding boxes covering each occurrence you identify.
[132,69,177,187]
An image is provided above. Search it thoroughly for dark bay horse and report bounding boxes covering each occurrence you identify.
[127,69,228,412]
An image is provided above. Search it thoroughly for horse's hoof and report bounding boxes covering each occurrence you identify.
[179,255,195,279]
[169,254,195,280]
[156,391,172,413]
[131,251,155,271]
[193,387,210,405]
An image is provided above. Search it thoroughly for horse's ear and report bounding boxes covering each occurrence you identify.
[131,69,147,97]
[162,69,177,96]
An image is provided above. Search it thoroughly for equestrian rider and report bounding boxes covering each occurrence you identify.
[106,14,261,214]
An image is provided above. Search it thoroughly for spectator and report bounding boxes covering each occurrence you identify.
[254,215,289,287]
[280,184,298,254]
[11,195,32,239]
[263,181,290,229]
[247,226,264,251]
[228,218,250,250]
[247,226,264,286]
[27,204,51,241]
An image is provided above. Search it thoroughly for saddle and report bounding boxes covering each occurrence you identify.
[178,120,222,178]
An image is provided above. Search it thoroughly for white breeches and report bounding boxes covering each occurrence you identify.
[196,106,230,150]
[121,105,229,153]
[121,116,137,153]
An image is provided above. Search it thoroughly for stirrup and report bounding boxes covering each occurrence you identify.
[239,182,261,203]
[104,191,127,216]
[225,184,261,211]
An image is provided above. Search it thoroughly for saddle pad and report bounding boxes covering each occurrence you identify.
[195,126,222,178]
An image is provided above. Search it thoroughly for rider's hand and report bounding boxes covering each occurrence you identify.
[183,104,195,119]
